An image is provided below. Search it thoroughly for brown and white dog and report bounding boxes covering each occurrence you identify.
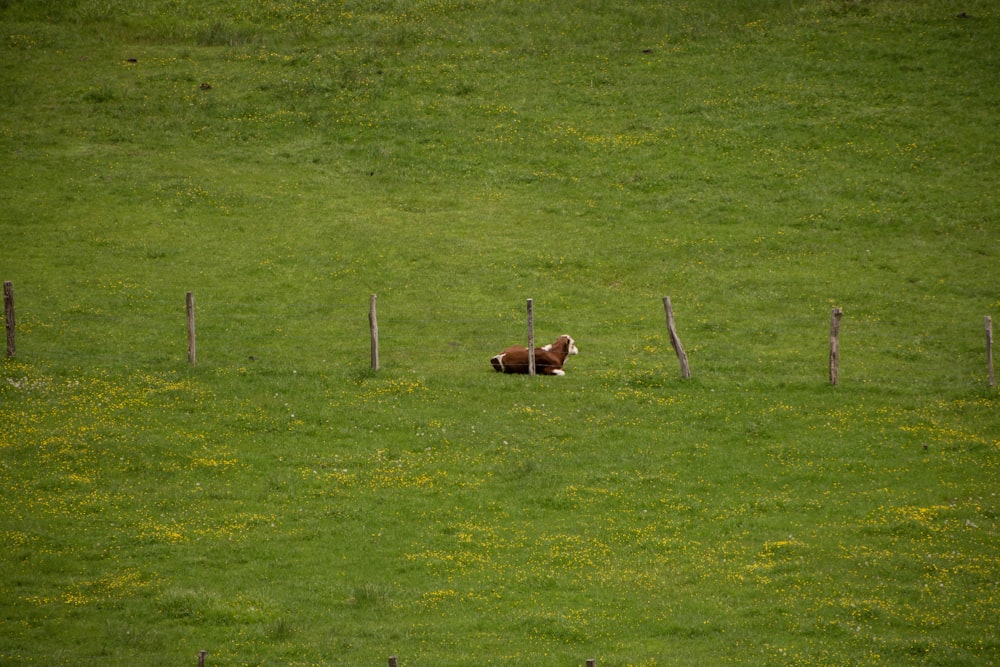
[490,335,578,376]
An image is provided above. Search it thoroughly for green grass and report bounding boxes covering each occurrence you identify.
[2,0,998,665]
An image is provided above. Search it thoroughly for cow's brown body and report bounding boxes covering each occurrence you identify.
[490,335,578,376]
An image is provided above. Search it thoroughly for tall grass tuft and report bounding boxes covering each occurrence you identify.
[195,20,261,47]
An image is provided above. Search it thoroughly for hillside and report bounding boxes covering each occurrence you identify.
[2,1,998,665]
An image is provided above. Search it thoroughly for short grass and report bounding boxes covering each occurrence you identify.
[2,0,998,665]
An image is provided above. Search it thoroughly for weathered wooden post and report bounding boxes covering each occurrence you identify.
[198,649,207,667]
[662,296,691,379]
[3,281,14,358]
[388,656,398,667]
[587,660,597,667]
[526,298,536,376]
[370,294,380,371]
[829,307,843,386]
[186,291,196,366]
[987,315,995,388]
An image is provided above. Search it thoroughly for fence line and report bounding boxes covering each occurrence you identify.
[2,282,996,387]
[829,307,843,386]
[526,297,536,376]
[4,281,14,358]
[662,296,690,379]
[369,294,379,372]
[987,315,995,388]
[186,291,197,366]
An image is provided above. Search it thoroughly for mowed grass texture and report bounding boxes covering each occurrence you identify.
[1,1,998,665]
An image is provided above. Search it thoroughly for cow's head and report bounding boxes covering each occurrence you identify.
[563,335,579,356]
[544,335,578,357]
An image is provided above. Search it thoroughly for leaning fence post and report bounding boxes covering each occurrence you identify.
[662,296,691,379]
[526,298,536,376]
[370,294,380,371]
[186,291,196,366]
[829,307,843,385]
[4,281,14,358]
[987,316,995,388]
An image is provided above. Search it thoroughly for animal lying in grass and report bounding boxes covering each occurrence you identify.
[490,335,578,375]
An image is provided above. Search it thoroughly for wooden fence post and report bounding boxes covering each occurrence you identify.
[198,649,207,667]
[4,281,14,358]
[388,656,398,667]
[370,294,380,371]
[662,296,691,379]
[987,315,995,388]
[829,307,843,386]
[186,291,196,366]
[586,660,597,667]
[526,298,535,376]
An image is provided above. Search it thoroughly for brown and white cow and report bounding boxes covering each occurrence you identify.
[490,335,578,376]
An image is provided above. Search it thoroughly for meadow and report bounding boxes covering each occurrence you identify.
[1,0,998,665]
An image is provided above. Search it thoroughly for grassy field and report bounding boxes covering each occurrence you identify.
[2,0,998,665]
